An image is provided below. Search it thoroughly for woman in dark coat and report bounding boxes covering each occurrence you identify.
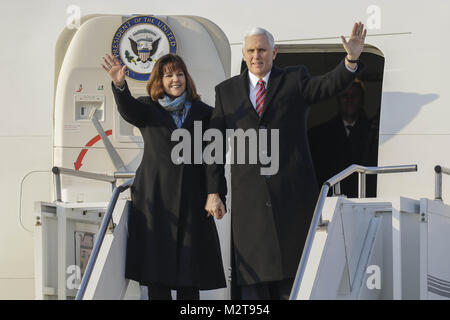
[101,53,226,300]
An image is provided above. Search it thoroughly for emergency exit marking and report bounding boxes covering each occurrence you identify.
[74,130,112,170]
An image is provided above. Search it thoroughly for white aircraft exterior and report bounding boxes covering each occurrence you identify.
[1,0,449,299]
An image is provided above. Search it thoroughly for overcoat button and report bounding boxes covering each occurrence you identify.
[266,201,271,207]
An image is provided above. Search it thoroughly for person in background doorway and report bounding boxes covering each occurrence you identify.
[308,79,378,197]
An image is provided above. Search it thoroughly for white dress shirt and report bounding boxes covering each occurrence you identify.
[343,119,356,136]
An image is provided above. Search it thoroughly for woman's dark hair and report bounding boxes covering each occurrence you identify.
[146,54,200,102]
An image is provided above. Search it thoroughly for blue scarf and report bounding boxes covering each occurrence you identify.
[158,91,191,128]
[158,91,187,112]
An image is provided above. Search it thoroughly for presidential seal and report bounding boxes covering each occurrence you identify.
[112,16,177,81]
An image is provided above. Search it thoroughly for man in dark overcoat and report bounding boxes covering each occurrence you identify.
[205,22,367,299]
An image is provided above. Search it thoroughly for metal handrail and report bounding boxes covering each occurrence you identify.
[52,166,135,201]
[434,165,450,201]
[289,164,418,300]
[75,178,134,300]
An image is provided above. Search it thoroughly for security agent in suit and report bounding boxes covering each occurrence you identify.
[309,79,378,198]
[205,23,367,300]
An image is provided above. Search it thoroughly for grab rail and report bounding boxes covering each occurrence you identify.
[52,166,135,201]
[289,164,417,300]
[75,178,134,300]
[434,165,450,201]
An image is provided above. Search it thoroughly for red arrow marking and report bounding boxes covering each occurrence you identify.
[74,130,113,170]
[85,130,112,147]
[74,149,88,170]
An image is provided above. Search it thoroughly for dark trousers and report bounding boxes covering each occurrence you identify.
[147,284,199,300]
[241,278,294,300]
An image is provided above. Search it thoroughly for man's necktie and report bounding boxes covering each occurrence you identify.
[255,79,266,115]
[345,125,353,137]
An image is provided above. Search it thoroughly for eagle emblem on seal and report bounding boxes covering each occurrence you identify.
[128,29,161,63]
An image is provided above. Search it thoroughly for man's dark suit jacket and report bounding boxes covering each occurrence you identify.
[308,110,378,198]
[207,59,364,286]
[308,109,378,198]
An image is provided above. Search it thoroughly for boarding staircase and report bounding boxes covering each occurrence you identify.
[290,164,450,300]
[34,164,450,300]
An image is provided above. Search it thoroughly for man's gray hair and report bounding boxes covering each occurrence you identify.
[244,27,275,49]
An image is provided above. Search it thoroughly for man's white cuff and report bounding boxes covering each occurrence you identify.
[345,63,358,73]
